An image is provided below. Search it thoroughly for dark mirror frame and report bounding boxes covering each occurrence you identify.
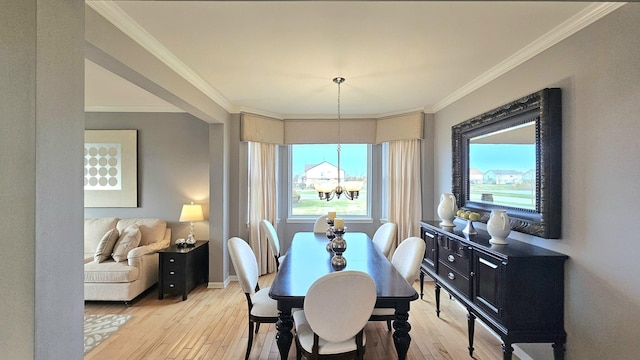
[452,88,562,239]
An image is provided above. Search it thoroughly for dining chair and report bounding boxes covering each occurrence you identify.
[261,219,285,271]
[294,270,377,360]
[372,222,397,258]
[369,236,425,331]
[227,237,279,360]
[313,215,329,233]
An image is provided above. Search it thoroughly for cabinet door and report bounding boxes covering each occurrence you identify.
[422,227,437,269]
[472,251,504,321]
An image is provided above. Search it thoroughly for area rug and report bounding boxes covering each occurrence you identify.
[84,314,132,355]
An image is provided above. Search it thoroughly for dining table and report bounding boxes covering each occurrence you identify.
[269,231,419,360]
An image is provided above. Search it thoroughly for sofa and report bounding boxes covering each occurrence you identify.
[84,217,171,303]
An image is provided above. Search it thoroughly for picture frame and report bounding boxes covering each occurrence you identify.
[451,88,562,238]
[84,130,138,208]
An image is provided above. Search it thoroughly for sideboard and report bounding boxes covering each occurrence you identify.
[419,220,568,360]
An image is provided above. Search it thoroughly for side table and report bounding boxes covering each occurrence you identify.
[158,240,209,301]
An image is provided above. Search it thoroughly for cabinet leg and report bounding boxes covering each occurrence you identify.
[434,283,441,317]
[467,312,475,357]
[501,343,514,360]
[419,271,424,299]
[552,342,566,360]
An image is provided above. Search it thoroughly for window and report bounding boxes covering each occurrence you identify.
[289,144,370,218]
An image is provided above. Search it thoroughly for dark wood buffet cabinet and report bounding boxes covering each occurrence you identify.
[419,220,568,360]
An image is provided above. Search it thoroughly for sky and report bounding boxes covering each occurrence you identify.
[469,144,536,173]
[292,144,368,178]
[292,143,535,178]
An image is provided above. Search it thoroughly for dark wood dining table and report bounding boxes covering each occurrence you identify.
[269,231,419,360]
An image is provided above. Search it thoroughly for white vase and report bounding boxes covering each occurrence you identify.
[437,193,457,227]
[488,209,511,245]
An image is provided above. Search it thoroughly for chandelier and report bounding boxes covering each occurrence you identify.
[314,77,362,201]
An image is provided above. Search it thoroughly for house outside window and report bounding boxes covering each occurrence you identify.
[289,144,369,218]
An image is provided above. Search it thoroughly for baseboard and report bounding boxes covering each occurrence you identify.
[207,275,234,289]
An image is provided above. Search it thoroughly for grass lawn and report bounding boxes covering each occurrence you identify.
[292,190,367,215]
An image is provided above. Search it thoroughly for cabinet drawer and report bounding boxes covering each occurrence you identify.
[438,261,470,297]
[438,241,470,274]
[163,268,183,279]
[163,280,184,292]
[163,255,186,268]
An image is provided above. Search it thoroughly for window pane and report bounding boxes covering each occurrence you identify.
[291,144,368,217]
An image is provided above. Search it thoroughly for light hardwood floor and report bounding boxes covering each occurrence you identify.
[84,274,513,360]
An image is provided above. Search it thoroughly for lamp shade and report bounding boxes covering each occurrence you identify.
[179,203,204,222]
[343,181,363,192]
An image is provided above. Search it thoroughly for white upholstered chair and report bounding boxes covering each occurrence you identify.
[370,236,425,331]
[313,215,330,234]
[372,222,397,258]
[227,237,279,360]
[261,219,286,271]
[294,271,377,360]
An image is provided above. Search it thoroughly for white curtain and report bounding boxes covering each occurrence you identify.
[248,142,277,275]
[388,139,422,246]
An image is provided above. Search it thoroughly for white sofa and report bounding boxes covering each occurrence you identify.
[84,217,171,303]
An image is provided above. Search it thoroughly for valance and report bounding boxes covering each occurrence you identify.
[240,113,285,145]
[376,112,424,143]
[241,111,423,144]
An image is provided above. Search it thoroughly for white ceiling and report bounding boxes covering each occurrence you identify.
[85,1,615,119]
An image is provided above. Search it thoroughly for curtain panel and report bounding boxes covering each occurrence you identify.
[248,142,277,274]
[388,139,422,247]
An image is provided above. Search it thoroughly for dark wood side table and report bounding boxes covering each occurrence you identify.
[158,240,209,301]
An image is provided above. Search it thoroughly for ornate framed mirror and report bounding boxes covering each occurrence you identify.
[452,88,562,239]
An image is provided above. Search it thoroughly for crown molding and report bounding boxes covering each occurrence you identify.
[376,107,430,118]
[433,2,626,112]
[86,1,234,112]
[282,114,379,120]
[238,106,284,120]
[85,105,186,113]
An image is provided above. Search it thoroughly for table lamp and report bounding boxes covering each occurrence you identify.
[179,202,204,245]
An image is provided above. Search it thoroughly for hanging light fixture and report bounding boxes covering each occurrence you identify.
[314,77,362,201]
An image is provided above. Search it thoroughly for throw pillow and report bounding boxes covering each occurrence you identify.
[94,228,120,263]
[112,225,142,262]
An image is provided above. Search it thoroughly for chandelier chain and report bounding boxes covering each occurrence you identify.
[313,76,360,201]
[333,77,344,186]
[338,78,340,145]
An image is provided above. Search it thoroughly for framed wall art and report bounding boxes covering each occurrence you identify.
[84,130,138,207]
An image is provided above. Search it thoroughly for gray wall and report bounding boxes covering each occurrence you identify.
[84,112,238,285]
[85,112,223,281]
[1,1,85,359]
[433,4,640,359]
[85,112,211,244]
